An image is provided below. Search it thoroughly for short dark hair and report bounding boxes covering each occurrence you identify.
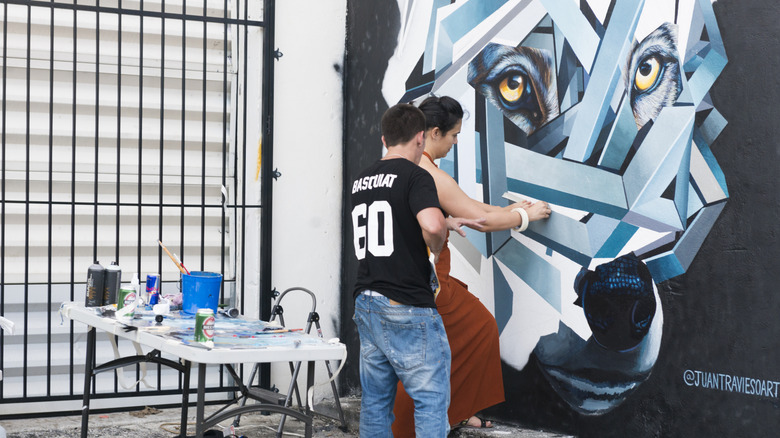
[418,95,464,133]
[381,103,426,147]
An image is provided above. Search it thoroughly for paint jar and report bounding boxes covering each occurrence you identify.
[181,271,222,315]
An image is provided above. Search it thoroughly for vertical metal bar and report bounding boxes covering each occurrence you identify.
[180,0,187,293]
[158,0,167,391]
[240,0,249,318]
[95,3,103,397]
[23,0,32,399]
[158,0,166,292]
[93,0,101,260]
[69,0,79,397]
[259,0,276,390]
[0,0,6,402]
[47,0,56,397]
[200,3,207,271]
[220,0,229,389]
[136,0,145,307]
[115,0,123,270]
[136,0,146,392]
[114,0,124,394]
[221,0,228,294]
[177,4,188,391]
[235,0,249,385]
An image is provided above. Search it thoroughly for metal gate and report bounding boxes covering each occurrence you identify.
[0,0,272,416]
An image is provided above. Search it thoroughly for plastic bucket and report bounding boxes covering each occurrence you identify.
[181,271,222,315]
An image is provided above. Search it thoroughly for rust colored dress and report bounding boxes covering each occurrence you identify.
[391,156,505,437]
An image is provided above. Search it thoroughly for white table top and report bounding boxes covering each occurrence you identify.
[60,302,346,365]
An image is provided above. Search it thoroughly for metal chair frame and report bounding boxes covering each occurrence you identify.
[233,287,347,436]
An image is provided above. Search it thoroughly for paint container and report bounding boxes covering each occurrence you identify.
[194,308,215,342]
[85,261,105,307]
[104,262,122,305]
[181,271,222,315]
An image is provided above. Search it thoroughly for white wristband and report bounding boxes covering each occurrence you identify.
[511,208,529,232]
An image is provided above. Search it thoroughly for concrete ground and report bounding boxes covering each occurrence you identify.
[0,396,571,437]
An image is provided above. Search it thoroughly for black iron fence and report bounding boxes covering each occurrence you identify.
[0,0,271,416]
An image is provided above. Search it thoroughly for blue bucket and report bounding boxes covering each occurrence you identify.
[181,271,222,315]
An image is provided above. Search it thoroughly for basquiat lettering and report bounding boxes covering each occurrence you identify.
[352,173,398,194]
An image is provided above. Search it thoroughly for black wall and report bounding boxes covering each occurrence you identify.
[341,0,780,436]
[340,0,400,394]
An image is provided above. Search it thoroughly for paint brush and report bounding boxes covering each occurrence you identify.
[158,240,186,275]
[173,253,190,275]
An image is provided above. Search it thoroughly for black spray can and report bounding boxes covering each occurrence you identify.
[86,261,105,307]
[104,261,122,305]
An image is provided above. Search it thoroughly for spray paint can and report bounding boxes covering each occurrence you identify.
[104,262,122,305]
[146,274,160,306]
[85,261,105,307]
[117,287,136,316]
[194,308,215,342]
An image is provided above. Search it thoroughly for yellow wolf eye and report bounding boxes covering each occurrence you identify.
[635,56,661,91]
[499,74,526,103]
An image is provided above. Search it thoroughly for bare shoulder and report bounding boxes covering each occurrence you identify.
[419,158,455,186]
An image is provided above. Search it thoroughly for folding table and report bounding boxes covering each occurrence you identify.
[59,301,347,438]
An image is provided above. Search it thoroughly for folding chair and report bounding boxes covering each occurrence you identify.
[233,287,347,436]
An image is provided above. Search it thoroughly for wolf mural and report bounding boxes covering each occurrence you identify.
[383,0,728,415]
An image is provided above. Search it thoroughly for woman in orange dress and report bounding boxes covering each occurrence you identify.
[391,96,551,436]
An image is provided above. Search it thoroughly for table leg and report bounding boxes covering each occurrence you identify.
[181,360,191,438]
[302,361,315,438]
[80,326,96,438]
[196,363,206,438]
[306,361,315,416]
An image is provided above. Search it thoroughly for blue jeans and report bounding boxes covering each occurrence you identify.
[353,291,451,438]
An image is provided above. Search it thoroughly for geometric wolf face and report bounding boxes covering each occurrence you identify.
[383,0,727,415]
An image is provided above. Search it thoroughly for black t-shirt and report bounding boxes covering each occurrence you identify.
[350,157,440,307]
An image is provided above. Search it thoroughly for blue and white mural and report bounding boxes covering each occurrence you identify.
[383,0,728,415]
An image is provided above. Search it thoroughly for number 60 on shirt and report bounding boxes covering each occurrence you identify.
[352,201,394,259]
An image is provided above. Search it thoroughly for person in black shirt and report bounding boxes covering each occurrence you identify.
[351,103,481,437]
